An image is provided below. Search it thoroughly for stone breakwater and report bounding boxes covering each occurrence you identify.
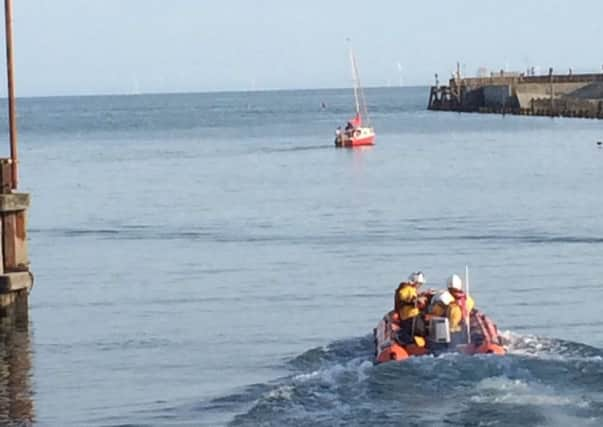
[428,72,603,119]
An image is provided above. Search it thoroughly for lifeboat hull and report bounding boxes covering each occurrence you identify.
[373,311,506,364]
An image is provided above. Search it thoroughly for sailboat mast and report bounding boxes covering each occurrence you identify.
[349,46,360,115]
[357,64,370,125]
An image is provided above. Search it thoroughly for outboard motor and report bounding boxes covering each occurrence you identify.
[428,316,451,354]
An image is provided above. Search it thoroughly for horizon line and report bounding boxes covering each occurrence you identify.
[0,84,430,100]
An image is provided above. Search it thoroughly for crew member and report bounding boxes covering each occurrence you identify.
[394,272,426,344]
[445,274,475,343]
[427,289,455,318]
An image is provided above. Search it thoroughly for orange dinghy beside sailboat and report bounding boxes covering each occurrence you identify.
[334,46,375,147]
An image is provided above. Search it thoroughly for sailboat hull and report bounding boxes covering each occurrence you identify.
[335,127,375,147]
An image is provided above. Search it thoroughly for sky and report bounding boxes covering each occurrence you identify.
[0,0,602,97]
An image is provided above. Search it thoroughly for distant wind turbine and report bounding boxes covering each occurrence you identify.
[130,72,141,95]
[396,61,403,87]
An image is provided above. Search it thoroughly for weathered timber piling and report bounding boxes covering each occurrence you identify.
[0,0,33,322]
[428,70,603,120]
[0,3,32,422]
[0,160,32,318]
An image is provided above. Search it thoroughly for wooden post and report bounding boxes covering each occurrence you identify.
[0,2,32,318]
[4,0,17,189]
[549,67,554,117]
[428,86,434,110]
[0,187,29,274]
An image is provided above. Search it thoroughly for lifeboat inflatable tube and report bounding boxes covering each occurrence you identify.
[461,341,506,355]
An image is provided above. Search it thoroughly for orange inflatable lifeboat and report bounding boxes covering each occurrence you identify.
[374,310,506,364]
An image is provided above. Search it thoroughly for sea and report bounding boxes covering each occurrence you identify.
[1,86,603,426]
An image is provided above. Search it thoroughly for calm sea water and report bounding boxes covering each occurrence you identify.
[1,87,603,426]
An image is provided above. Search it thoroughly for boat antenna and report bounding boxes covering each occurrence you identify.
[465,265,471,344]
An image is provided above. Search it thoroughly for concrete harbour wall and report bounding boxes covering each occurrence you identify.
[428,72,603,119]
